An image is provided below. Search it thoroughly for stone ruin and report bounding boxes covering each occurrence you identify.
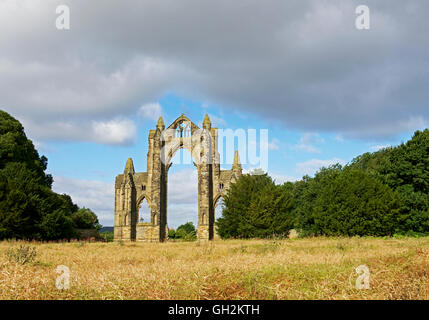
[114,114,242,242]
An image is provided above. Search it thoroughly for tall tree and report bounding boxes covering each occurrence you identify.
[295,166,400,236]
[0,110,97,240]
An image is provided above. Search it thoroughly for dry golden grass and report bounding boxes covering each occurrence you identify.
[0,237,428,300]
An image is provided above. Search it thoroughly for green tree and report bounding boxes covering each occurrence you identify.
[37,209,76,240]
[295,166,400,236]
[246,183,294,237]
[216,173,286,238]
[72,207,101,230]
[351,129,429,233]
[168,228,176,239]
[175,222,196,241]
[0,110,98,240]
[0,110,52,187]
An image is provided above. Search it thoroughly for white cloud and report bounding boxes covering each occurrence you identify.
[138,102,163,121]
[296,158,346,176]
[334,135,345,142]
[92,119,137,145]
[292,133,323,154]
[270,172,299,184]
[167,169,198,205]
[268,138,280,151]
[207,113,227,127]
[52,176,114,226]
[370,145,390,152]
[21,118,137,146]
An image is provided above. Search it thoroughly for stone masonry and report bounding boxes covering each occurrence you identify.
[114,114,242,242]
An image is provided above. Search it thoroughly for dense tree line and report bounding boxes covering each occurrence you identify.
[217,130,429,238]
[0,110,100,240]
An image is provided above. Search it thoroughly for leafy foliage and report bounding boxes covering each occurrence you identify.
[294,166,400,236]
[351,129,429,233]
[72,208,101,230]
[217,173,294,238]
[0,110,52,187]
[100,231,114,242]
[170,222,197,241]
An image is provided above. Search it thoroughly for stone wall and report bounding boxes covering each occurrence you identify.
[136,223,160,242]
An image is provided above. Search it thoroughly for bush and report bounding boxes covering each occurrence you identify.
[6,245,37,265]
[100,231,114,242]
[174,222,197,241]
[168,229,176,239]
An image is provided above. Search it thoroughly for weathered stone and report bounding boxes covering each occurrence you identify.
[114,114,242,242]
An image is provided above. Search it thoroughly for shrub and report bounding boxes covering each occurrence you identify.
[100,231,114,242]
[174,222,197,241]
[168,229,176,239]
[6,245,37,265]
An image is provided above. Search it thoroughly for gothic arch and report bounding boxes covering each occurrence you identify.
[213,194,222,208]
[136,194,151,208]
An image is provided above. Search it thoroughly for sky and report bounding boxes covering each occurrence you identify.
[1,1,428,228]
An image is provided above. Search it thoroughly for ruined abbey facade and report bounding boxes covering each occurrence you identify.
[114,114,242,242]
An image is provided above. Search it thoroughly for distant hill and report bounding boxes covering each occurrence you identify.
[100,227,114,233]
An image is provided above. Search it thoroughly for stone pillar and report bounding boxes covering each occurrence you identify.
[159,162,167,242]
[125,176,137,241]
[197,163,212,240]
[150,121,168,242]
[113,185,122,241]
[197,118,214,240]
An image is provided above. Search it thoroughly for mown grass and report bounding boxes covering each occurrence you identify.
[0,237,428,300]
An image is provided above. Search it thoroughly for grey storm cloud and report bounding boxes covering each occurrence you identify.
[1,0,428,143]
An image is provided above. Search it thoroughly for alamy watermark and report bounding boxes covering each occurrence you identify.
[355,264,370,289]
[356,5,370,30]
[56,265,70,290]
[54,4,371,32]
[159,121,269,173]
[56,5,70,30]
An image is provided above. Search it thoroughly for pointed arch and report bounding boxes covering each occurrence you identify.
[137,197,151,224]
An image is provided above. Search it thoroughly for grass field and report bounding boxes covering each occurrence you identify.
[0,237,428,300]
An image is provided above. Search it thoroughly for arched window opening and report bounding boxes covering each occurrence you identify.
[167,149,198,235]
[138,198,151,223]
[215,197,224,223]
[184,126,191,137]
